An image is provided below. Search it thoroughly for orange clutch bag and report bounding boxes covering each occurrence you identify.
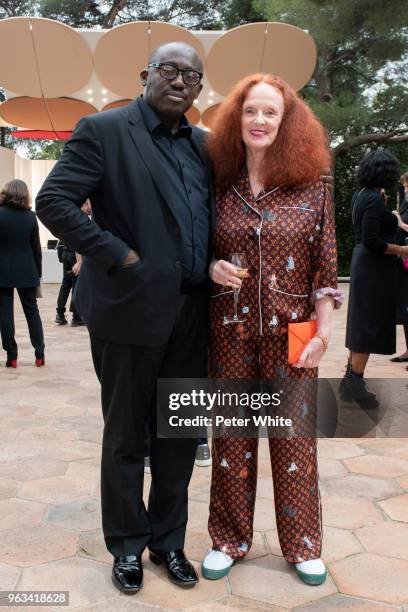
[288,320,317,365]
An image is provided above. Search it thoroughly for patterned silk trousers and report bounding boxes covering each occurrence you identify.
[208,331,323,564]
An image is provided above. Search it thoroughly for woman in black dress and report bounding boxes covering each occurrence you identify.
[340,150,408,407]
[0,179,45,367]
[391,172,408,363]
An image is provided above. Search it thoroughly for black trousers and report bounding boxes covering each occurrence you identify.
[0,287,45,360]
[56,264,80,318]
[89,288,208,557]
[144,435,208,457]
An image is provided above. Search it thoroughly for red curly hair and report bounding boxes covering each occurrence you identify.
[206,73,331,190]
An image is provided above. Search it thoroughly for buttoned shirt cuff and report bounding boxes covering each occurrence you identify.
[312,287,344,309]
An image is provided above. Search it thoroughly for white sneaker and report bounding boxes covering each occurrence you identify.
[202,549,234,580]
[295,558,327,585]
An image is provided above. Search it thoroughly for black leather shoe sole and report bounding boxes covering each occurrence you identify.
[111,571,143,594]
[149,552,198,588]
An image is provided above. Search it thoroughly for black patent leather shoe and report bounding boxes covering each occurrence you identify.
[112,554,143,594]
[149,549,198,588]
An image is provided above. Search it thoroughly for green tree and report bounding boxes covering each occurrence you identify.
[38,0,105,28]
[249,0,408,273]
[253,0,408,155]
[2,0,408,274]
[221,0,265,28]
[38,0,223,28]
[0,0,38,19]
[25,139,65,159]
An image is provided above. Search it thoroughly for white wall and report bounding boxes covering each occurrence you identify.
[0,146,16,189]
[0,146,56,246]
[32,159,56,246]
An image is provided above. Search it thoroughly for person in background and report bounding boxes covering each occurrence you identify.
[340,150,408,407]
[390,172,408,364]
[55,199,91,326]
[0,179,45,367]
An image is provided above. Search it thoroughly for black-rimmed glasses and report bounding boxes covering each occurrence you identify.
[148,62,203,87]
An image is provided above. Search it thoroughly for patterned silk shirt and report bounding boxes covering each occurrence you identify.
[210,172,340,337]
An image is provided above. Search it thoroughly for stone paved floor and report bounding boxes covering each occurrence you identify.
[0,283,407,611]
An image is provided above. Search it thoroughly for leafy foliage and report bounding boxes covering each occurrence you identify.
[0,0,37,19]
[37,0,222,28]
[39,0,105,28]
[249,0,408,273]
[1,0,407,273]
[253,0,407,128]
[220,0,265,28]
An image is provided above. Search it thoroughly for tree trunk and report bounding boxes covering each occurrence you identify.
[102,0,128,28]
[314,65,333,103]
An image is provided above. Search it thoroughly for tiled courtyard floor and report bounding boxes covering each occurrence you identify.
[0,283,407,611]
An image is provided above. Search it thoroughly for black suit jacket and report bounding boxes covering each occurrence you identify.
[0,206,42,288]
[36,99,214,345]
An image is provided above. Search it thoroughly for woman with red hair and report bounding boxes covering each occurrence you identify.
[201,74,342,585]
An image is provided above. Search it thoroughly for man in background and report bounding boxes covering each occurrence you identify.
[55,200,91,326]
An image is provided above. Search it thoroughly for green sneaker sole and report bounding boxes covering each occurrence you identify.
[296,569,327,586]
[202,560,235,580]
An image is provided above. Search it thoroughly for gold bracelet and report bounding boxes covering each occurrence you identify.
[314,332,328,351]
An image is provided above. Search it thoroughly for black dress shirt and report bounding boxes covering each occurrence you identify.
[352,188,398,254]
[137,96,210,284]
[396,194,408,247]
[0,206,42,288]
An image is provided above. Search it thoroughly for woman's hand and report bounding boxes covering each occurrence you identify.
[296,337,326,369]
[209,259,242,288]
[72,262,81,276]
[392,210,408,233]
[392,210,402,225]
[380,189,388,204]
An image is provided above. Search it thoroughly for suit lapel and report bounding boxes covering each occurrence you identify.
[191,127,216,233]
[128,100,216,235]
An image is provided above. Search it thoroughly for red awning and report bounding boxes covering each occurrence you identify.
[11,130,72,140]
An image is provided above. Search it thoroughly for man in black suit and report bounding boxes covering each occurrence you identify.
[36,42,213,594]
[55,200,91,327]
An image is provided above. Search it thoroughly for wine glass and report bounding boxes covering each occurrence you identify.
[223,253,249,324]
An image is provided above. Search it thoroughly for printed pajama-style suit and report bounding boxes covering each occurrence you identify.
[208,173,338,564]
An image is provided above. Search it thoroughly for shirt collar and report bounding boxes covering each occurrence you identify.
[235,168,279,202]
[137,95,192,138]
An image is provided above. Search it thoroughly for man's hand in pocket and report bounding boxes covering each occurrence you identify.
[119,249,140,267]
